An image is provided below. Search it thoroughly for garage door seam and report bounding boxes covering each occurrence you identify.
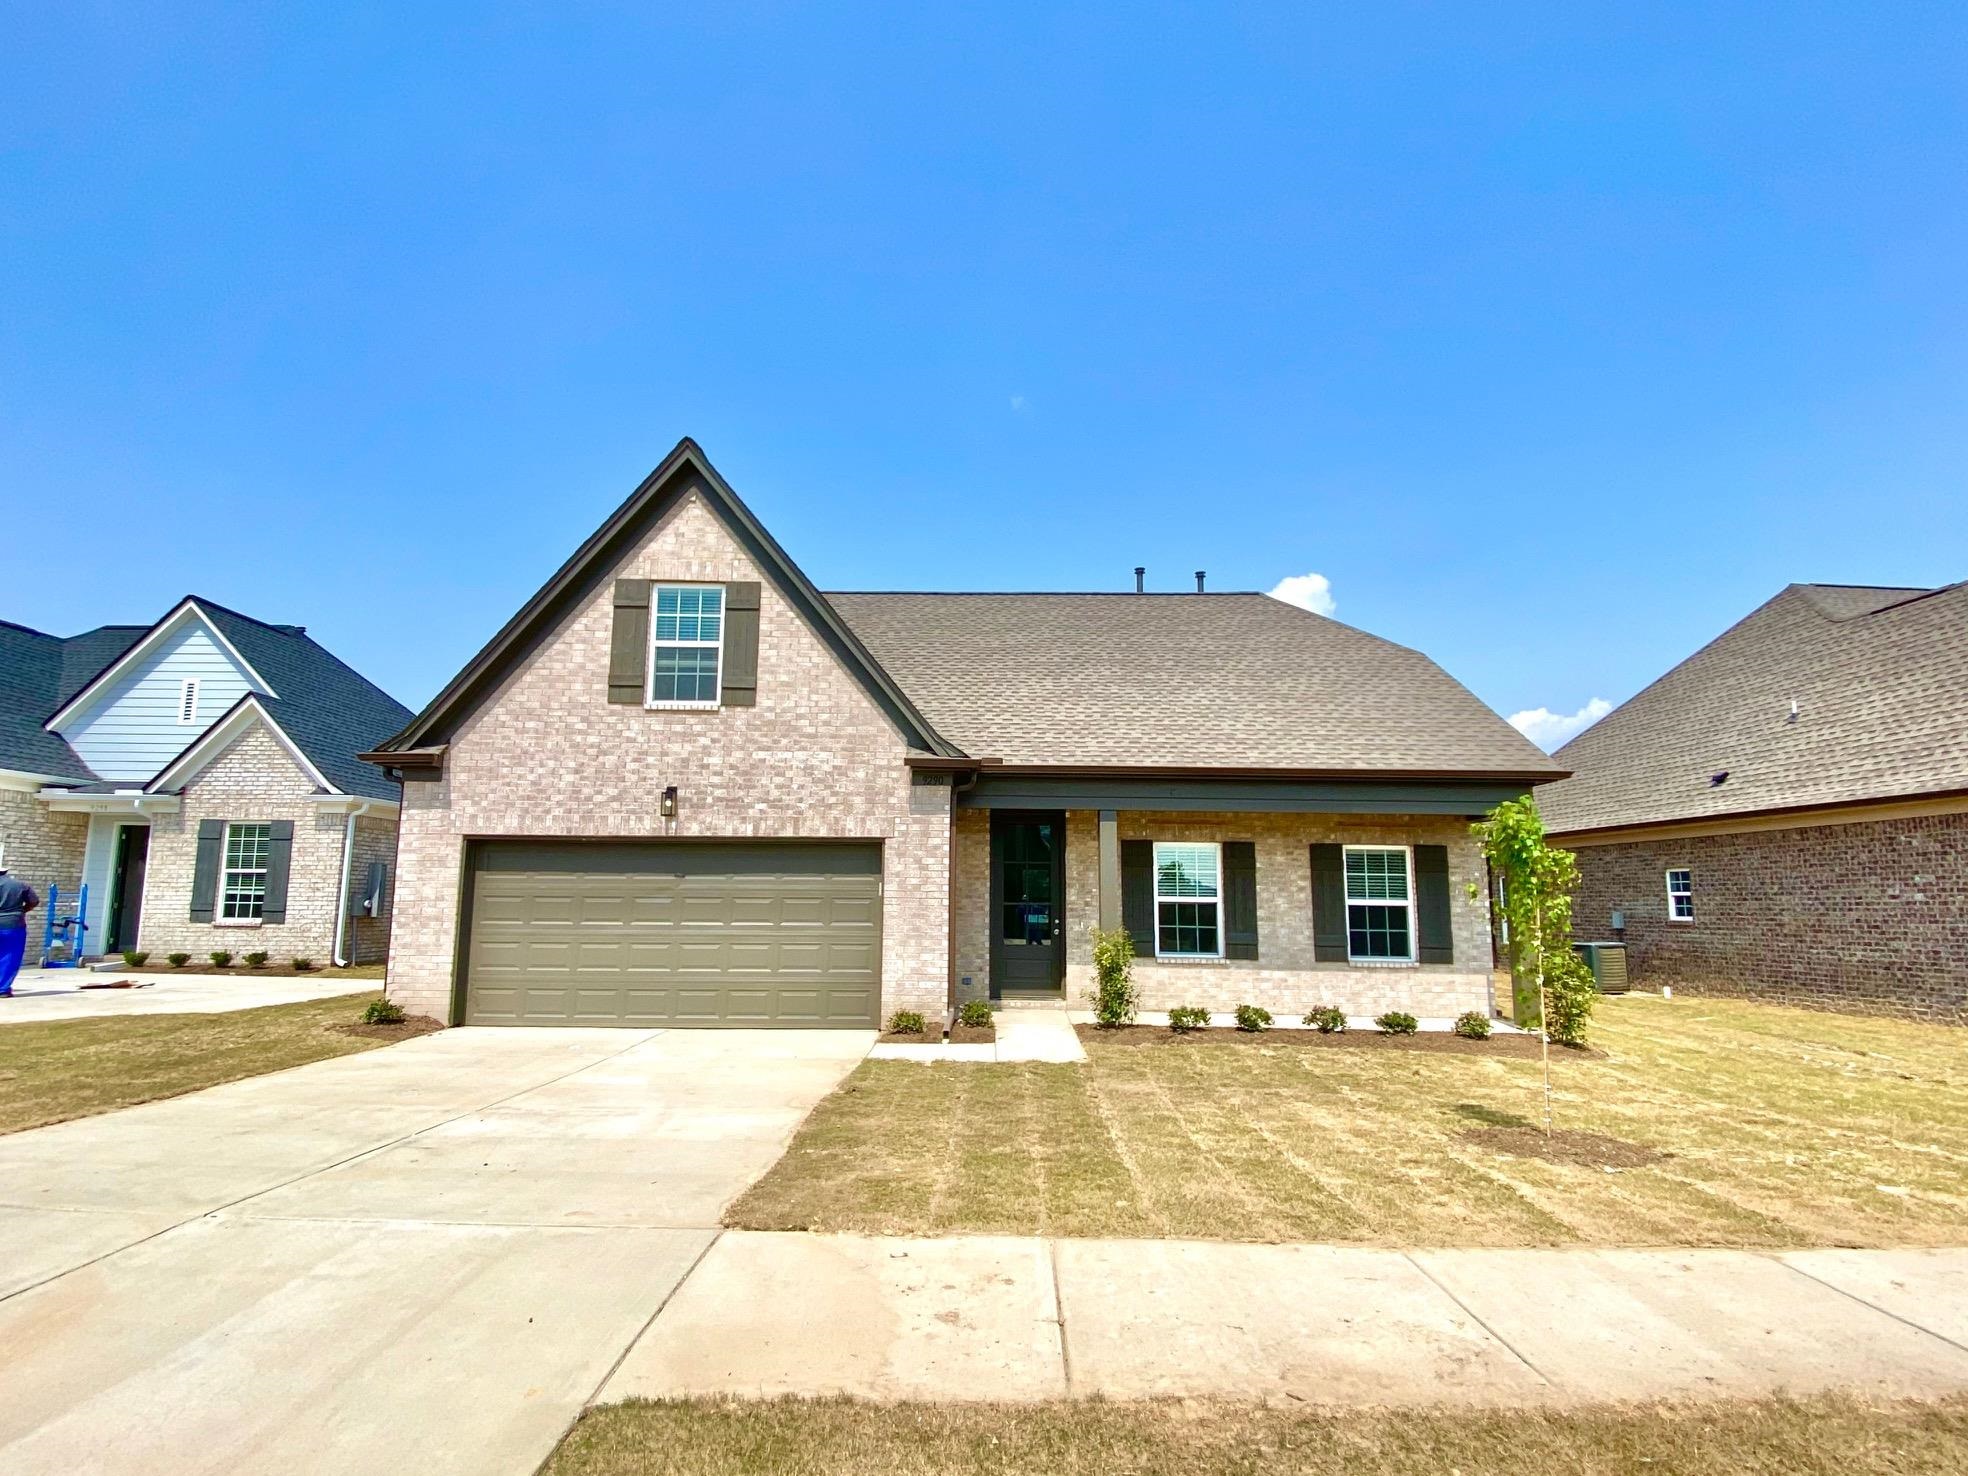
[0,1031,664,1309]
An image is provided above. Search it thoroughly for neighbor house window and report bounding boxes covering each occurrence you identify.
[1345,846,1414,962]
[178,678,200,724]
[1666,868,1694,922]
[1154,842,1221,957]
[648,585,723,706]
[221,823,272,921]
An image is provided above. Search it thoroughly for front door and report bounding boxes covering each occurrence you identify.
[989,810,1064,997]
[106,824,150,954]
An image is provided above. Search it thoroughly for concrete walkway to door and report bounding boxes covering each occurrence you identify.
[0,1025,872,1476]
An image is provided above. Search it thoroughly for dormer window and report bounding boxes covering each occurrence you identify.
[178,678,200,725]
[647,585,724,708]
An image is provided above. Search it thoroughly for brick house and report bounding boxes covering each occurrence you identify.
[365,439,1561,1029]
[1540,582,1968,1022]
[0,600,411,966]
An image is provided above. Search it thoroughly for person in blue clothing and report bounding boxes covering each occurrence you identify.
[0,866,40,996]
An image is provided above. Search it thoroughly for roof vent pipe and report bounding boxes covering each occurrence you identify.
[1194,570,1207,593]
[1133,567,1145,594]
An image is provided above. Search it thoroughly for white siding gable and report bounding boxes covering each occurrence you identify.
[59,620,260,781]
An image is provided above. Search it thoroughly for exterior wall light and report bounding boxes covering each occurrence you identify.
[659,785,678,819]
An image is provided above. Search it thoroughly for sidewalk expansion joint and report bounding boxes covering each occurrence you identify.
[1766,1252,1968,1356]
[1402,1251,1554,1387]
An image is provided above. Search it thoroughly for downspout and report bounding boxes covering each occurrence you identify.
[331,800,375,969]
[945,767,981,1027]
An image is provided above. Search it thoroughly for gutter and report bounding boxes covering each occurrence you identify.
[331,800,376,968]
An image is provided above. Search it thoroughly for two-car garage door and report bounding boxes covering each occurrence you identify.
[461,841,881,1027]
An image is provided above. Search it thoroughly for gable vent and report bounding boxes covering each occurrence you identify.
[178,678,200,725]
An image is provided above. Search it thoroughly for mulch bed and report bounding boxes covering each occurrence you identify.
[330,1016,444,1042]
[1076,1024,1599,1059]
[1464,1125,1667,1169]
[877,1026,997,1045]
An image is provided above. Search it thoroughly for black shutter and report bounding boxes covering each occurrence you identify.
[1223,841,1258,960]
[1310,844,1347,962]
[1414,844,1453,964]
[608,578,652,705]
[720,581,761,707]
[1120,840,1156,957]
[261,820,295,924]
[189,819,224,922]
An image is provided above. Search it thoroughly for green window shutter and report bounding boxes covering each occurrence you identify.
[1310,844,1346,962]
[189,819,224,922]
[1223,841,1259,960]
[1414,844,1453,964]
[261,820,295,924]
[720,581,761,707]
[608,578,652,705]
[1120,840,1156,957]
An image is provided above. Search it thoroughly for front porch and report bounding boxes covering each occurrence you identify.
[952,806,1497,1021]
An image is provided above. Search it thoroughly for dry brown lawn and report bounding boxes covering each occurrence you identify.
[546,1394,1968,1476]
[0,991,399,1133]
[727,995,1968,1247]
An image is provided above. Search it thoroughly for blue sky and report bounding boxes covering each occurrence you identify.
[5,5,1965,747]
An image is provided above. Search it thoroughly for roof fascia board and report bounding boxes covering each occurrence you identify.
[959,773,1537,815]
[1554,787,1968,846]
[45,598,279,731]
[912,758,1567,785]
[146,696,340,795]
[373,439,961,758]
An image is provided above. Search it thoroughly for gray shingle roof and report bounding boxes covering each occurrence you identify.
[1,602,412,801]
[826,592,1560,776]
[1540,582,1968,835]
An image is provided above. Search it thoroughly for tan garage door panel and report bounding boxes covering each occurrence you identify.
[463,841,881,1027]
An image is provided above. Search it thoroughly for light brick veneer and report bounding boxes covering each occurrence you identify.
[142,723,395,963]
[386,490,952,1024]
[953,807,1495,1019]
[0,785,86,899]
[1570,811,1968,1023]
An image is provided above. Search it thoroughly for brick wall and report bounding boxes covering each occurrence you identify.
[142,724,362,963]
[0,785,86,901]
[952,807,1495,1019]
[387,489,951,1024]
[1570,811,1968,1022]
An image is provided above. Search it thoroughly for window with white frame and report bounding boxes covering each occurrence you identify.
[1666,868,1694,922]
[1345,846,1414,961]
[221,823,272,921]
[1154,841,1221,957]
[647,585,723,706]
[178,678,200,724]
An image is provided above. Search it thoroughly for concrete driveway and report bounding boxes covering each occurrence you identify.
[0,1025,871,1475]
[0,968,377,1022]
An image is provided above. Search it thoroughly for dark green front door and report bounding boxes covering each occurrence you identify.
[989,811,1064,997]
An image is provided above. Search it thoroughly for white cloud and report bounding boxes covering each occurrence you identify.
[1267,572,1337,616]
[1508,697,1612,750]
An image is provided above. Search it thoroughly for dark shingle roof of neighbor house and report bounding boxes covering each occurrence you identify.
[827,592,1563,777]
[1538,582,1968,835]
[0,602,412,801]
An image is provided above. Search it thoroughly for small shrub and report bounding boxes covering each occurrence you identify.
[1088,926,1138,1027]
[1302,1004,1347,1033]
[362,998,407,1026]
[887,1009,927,1035]
[167,952,191,968]
[208,950,234,969]
[1376,1010,1420,1035]
[956,998,994,1029]
[1234,1003,1272,1032]
[1544,951,1597,1046]
[121,950,150,967]
[1453,1010,1493,1040]
[291,957,316,972]
[1167,1005,1210,1033]
[243,951,269,968]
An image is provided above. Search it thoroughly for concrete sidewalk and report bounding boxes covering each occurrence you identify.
[0,968,376,1022]
[605,1231,1968,1408]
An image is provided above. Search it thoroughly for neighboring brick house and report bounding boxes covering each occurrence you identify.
[1540,582,1968,1023]
[365,438,1561,1029]
[0,600,411,966]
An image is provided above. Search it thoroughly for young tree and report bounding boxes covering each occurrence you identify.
[1472,796,1596,1129]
